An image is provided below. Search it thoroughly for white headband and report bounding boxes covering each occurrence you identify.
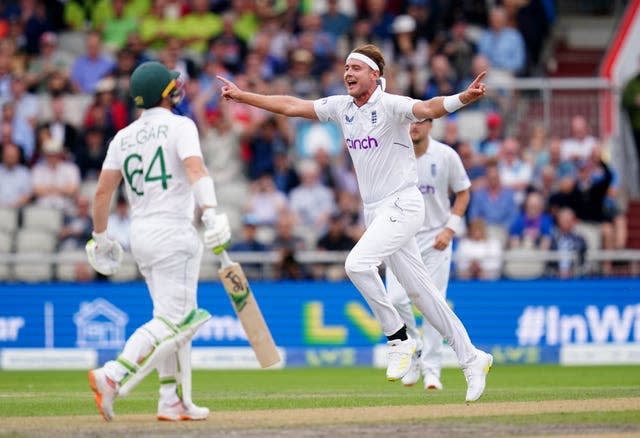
[346,52,379,71]
[346,52,385,91]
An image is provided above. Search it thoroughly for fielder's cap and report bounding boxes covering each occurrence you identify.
[42,138,64,155]
[392,15,416,34]
[130,61,180,109]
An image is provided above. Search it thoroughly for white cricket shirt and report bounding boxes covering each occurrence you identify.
[102,107,202,222]
[416,137,470,245]
[314,87,422,205]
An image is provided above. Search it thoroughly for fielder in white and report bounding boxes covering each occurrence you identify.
[385,118,471,390]
[218,44,492,402]
[85,61,231,421]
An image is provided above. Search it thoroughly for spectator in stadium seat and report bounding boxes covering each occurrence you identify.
[0,142,32,208]
[82,77,128,139]
[336,190,365,241]
[317,212,356,251]
[289,159,337,235]
[138,0,173,49]
[1,101,35,162]
[271,147,300,195]
[473,111,503,165]
[468,159,518,230]
[560,115,598,162]
[388,14,429,99]
[320,0,353,39]
[100,0,140,52]
[58,195,93,251]
[10,73,38,131]
[477,6,526,76]
[549,207,587,279]
[208,12,249,75]
[106,193,131,251]
[247,117,289,180]
[24,31,73,93]
[508,191,553,250]
[438,18,476,83]
[244,173,289,227]
[622,59,640,168]
[533,137,575,183]
[423,54,457,101]
[20,0,52,56]
[456,142,486,192]
[455,218,503,280]
[271,211,308,280]
[31,138,80,214]
[231,214,271,252]
[38,95,79,156]
[498,137,532,206]
[70,31,114,94]
[523,121,549,169]
[439,117,463,152]
[75,126,107,180]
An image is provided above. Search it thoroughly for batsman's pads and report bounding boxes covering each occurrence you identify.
[86,233,123,276]
[202,210,231,254]
[117,309,210,397]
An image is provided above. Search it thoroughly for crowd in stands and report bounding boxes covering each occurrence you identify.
[0,0,627,282]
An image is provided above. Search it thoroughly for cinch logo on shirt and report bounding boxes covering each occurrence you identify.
[346,136,379,150]
[418,184,436,194]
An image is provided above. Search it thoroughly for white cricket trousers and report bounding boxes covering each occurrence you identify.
[130,219,203,324]
[344,186,476,367]
[386,241,452,377]
[104,219,203,396]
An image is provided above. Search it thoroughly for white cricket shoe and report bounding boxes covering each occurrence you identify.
[424,373,443,390]
[88,368,117,421]
[386,337,416,381]
[401,353,421,387]
[157,400,210,421]
[463,350,493,402]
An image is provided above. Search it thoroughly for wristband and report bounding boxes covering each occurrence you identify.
[192,176,218,208]
[445,214,463,234]
[443,93,465,113]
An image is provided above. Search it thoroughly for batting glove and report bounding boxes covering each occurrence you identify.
[202,209,231,254]
[86,231,123,275]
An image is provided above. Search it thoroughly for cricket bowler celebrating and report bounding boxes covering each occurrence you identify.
[386,118,471,390]
[218,44,493,402]
[85,61,231,421]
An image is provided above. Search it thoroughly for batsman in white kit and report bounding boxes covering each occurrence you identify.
[85,61,231,421]
[385,118,471,390]
[218,44,493,402]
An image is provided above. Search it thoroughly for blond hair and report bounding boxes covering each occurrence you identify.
[351,44,385,75]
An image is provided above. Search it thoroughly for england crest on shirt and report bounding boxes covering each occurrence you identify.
[345,114,354,124]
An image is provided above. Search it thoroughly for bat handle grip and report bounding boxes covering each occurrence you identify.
[218,250,232,268]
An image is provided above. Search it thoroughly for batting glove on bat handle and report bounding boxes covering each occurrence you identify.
[202,210,232,254]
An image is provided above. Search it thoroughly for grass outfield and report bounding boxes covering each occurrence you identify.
[0,365,639,437]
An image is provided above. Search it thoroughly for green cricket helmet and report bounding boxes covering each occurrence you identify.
[130,61,182,109]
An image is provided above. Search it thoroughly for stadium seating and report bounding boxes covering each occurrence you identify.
[503,249,547,279]
[21,205,64,234]
[0,207,19,234]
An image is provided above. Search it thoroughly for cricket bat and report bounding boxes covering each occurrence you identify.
[217,250,281,368]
